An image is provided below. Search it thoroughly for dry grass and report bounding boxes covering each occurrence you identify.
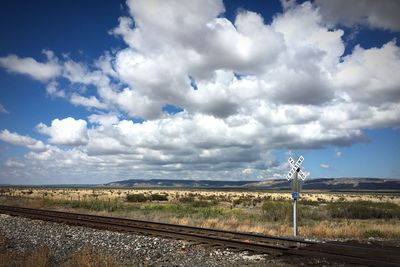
[300,219,400,239]
[169,217,293,236]
[0,235,50,267]
[170,217,400,239]
[1,187,399,241]
[2,187,399,204]
[61,246,125,267]
[0,235,124,267]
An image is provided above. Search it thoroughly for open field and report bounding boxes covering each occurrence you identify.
[0,187,399,241]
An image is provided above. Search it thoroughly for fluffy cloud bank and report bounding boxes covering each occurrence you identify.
[0,0,399,183]
[315,0,400,31]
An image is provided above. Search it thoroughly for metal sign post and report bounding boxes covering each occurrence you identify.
[286,155,308,237]
[292,169,299,236]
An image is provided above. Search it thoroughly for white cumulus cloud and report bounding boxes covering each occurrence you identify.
[315,0,400,31]
[0,130,46,151]
[70,93,107,110]
[0,50,61,82]
[335,41,400,104]
[36,117,89,146]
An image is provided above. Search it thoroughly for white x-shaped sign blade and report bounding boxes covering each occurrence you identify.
[286,167,296,180]
[298,169,308,180]
[288,157,295,167]
[294,155,304,168]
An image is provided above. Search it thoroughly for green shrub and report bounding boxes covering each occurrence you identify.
[261,201,292,222]
[191,200,213,208]
[144,203,183,212]
[327,201,400,219]
[141,203,230,219]
[363,229,386,238]
[126,193,148,202]
[43,198,123,212]
[200,207,225,218]
[300,200,320,206]
[298,205,327,221]
[178,196,195,203]
[149,193,168,201]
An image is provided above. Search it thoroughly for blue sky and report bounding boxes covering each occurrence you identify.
[0,0,400,184]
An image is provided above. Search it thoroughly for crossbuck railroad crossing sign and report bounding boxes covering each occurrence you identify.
[286,155,308,181]
[286,155,308,237]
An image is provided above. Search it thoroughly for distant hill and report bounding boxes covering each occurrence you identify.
[104,178,400,191]
[105,179,257,188]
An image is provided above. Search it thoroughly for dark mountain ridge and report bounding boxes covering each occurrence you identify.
[104,178,400,191]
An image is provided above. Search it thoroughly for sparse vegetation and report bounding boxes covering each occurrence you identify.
[262,200,291,222]
[43,198,124,212]
[363,229,386,238]
[0,245,50,267]
[0,187,399,241]
[61,245,125,267]
[126,193,148,202]
[149,193,168,201]
[327,201,400,219]
[126,193,168,202]
[0,235,124,267]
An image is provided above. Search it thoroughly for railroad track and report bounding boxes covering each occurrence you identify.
[0,205,398,266]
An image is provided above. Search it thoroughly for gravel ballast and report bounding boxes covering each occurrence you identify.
[0,214,277,266]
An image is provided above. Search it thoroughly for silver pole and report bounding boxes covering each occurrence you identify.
[293,197,298,237]
[293,169,298,237]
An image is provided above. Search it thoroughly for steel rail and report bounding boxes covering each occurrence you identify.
[0,205,303,253]
[0,205,398,266]
[0,205,310,248]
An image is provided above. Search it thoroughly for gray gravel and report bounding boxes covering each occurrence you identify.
[0,214,273,266]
